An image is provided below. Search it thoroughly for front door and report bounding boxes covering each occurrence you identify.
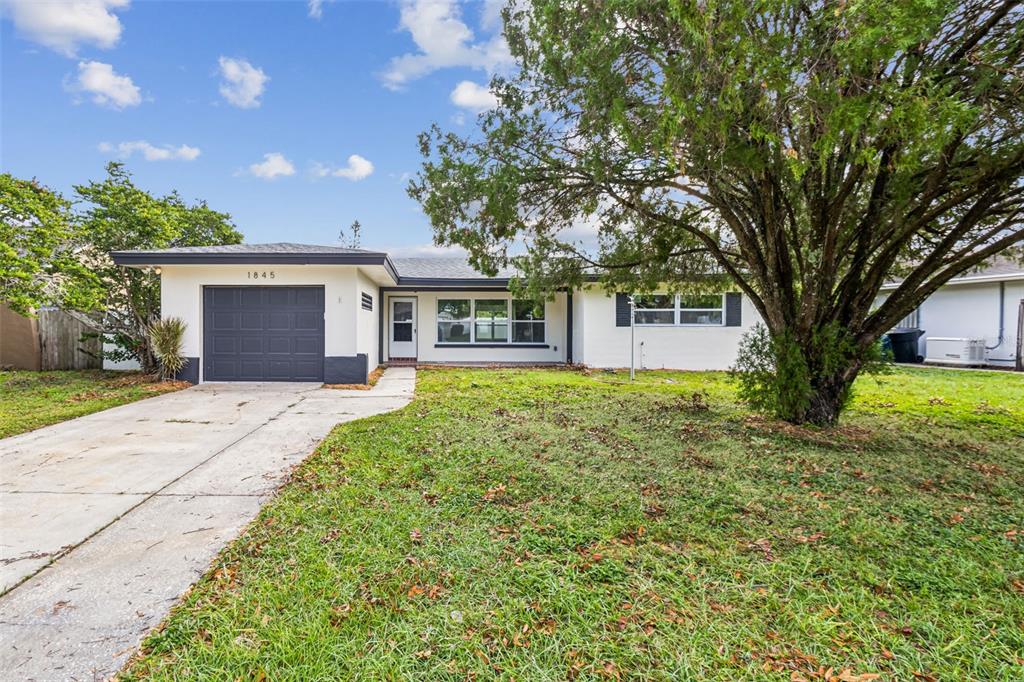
[389,297,417,359]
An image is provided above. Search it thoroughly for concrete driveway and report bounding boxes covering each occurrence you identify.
[0,367,414,680]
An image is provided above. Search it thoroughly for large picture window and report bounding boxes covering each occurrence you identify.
[633,294,724,326]
[437,298,546,344]
[437,299,471,343]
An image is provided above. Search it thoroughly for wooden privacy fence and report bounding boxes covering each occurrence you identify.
[0,304,102,370]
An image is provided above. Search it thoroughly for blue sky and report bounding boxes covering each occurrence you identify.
[1,0,508,255]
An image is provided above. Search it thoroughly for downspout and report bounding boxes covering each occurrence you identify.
[985,281,1005,351]
[566,291,573,365]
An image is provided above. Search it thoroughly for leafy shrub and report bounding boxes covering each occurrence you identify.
[733,323,889,424]
[148,317,186,381]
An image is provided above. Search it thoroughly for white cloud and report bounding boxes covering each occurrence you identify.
[217,57,268,108]
[98,140,200,161]
[67,60,141,108]
[248,153,295,179]
[311,154,375,181]
[381,0,512,90]
[307,0,331,19]
[450,80,497,112]
[2,0,129,57]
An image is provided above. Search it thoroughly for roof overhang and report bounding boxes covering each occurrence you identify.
[880,271,1024,290]
[111,250,401,285]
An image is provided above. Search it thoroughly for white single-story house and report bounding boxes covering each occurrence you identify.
[111,243,756,383]
[878,257,1024,368]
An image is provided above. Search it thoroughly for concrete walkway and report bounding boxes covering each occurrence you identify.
[0,367,414,680]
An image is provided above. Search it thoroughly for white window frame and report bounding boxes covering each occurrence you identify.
[435,297,547,345]
[633,293,726,327]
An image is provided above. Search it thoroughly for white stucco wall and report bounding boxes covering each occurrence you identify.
[574,287,762,370]
[912,280,1022,366]
[159,264,364,380]
[383,291,568,364]
[356,270,380,371]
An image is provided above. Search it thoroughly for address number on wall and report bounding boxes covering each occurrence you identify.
[247,271,276,279]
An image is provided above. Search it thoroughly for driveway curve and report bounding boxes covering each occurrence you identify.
[0,367,414,680]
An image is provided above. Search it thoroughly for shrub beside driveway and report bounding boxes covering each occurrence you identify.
[0,370,187,438]
[122,367,1023,681]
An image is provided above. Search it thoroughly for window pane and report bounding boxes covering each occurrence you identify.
[513,300,544,321]
[438,321,471,343]
[679,294,722,310]
[513,321,545,343]
[475,321,509,342]
[635,310,674,325]
[393,301,413,322]
[393,322,412,342]
[679,310,723,325]
[633,294,674,309]
[475,299,508,320]
[437,299,470,320]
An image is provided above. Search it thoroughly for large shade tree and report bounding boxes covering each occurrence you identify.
[410,0,1024,425]
[74,163,243,372]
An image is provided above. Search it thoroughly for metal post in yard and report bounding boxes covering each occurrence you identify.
[628,295,636,381]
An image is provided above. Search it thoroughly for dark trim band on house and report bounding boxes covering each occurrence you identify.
[111,250,402,284]
[381,281,511,290]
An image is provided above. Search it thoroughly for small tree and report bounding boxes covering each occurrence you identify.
[410,0,1024,426]
[339,219,362,249]
[73,163,242,372]
[148,317,187,381]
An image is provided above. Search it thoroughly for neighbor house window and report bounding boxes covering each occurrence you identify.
[437,299,472,343]
[436,298,546,344]
[633,294,725,326]
[512,300,545,343]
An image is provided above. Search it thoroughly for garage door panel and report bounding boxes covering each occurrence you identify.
[295,288,322,306]
[211,311,237,330]
[213,336,238,354]
[293,361,321,380]
[267,336,292,354]
[294,311,320,330]
[266,312,290,330]
[239,336,263,354]
[294,337,320,354]
[203,286,324,382]
[210,288,235,305]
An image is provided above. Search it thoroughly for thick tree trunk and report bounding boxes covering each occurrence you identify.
[800,370,859,427]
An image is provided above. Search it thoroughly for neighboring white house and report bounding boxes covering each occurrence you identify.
[111,243,758,383]
[878,257,1024,368]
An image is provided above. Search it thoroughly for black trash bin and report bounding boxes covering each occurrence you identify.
[886,328,925,363]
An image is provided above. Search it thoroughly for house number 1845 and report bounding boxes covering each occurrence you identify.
[247,271,275,279]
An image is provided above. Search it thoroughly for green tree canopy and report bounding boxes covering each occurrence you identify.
[0,174,99,315]
[410,0,1024,425]
[74,162,243,372]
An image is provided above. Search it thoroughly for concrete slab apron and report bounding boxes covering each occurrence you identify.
[0,368,414,681]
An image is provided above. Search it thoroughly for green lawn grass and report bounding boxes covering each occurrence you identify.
[0,370,186,439]
[124,367,1023,681]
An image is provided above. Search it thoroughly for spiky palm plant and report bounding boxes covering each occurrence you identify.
[148,317,186,381]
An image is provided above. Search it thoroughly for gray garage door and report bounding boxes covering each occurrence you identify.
[203,286,324,382]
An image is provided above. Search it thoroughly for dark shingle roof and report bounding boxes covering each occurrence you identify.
[124,242,385,255]
[391,257,515,281]
[957,255,1023,280]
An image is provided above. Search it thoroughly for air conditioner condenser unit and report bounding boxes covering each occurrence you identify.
[925,337,987,366]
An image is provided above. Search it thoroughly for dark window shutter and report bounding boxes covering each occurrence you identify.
[615,293,631,327]
[725,292,742,326]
